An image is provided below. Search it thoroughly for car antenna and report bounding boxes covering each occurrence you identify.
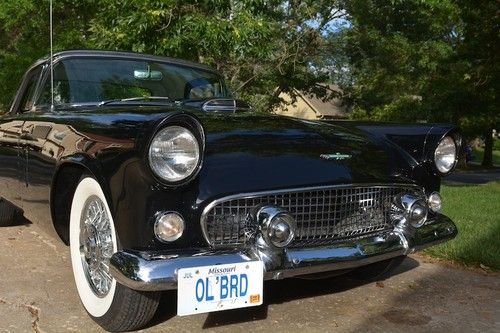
[49,0,54,111]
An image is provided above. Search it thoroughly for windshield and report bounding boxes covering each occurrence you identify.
[37,57,230,106]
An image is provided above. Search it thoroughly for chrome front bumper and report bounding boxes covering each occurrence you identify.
[109,214,457,291]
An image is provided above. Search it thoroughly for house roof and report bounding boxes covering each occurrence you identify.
[297,84,346,118]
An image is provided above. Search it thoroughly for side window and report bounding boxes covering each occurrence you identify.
[38,62,70,107]
[18,67,42,113]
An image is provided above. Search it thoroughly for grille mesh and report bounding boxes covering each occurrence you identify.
[202,185,416,248]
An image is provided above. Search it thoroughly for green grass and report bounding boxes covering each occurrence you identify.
[471,138,500,165]
[472,147,500,165]
[423,181,500,271]
[495,138,500,151]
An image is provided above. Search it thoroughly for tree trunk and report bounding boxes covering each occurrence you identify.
[482,127,494,167]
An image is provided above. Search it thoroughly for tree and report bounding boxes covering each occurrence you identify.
[88,0,346,111]
[450,0,499,166]
[338,0,457,120]
[0,0,98,110]
[338,0,499,166]
[0,0,346,113]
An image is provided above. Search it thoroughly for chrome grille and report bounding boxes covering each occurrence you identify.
[201,185,418,248]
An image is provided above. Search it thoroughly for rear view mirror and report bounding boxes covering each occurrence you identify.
[134,69,163,81]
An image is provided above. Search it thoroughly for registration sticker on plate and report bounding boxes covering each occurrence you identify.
[177,261,264,316]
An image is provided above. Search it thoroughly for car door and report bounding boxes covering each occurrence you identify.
[0,116,24,209]
[0,65,44,209]
[14,65,58,226]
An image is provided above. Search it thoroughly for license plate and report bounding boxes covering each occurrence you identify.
[177,261,264,316]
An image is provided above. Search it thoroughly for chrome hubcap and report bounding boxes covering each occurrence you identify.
[80,196,114,297]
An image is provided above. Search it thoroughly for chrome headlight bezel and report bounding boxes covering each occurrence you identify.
[147,116,204,185]
[434,135,458,175]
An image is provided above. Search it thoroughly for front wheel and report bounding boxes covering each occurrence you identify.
[69,176,160,332]
[0,199,16,227]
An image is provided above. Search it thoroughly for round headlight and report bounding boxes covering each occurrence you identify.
[149,126,200,182]
[434,136,457,174]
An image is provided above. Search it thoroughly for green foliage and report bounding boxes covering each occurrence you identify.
[351,95,424,122]
[88,0,347,111]
[0,0,97,111]
[0,0,497,147]
[495,138,500,151]
[337,0,499,165]
[0,0,346,113]
[340,0,456,120]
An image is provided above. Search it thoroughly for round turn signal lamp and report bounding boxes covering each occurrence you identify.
[428,192,442,212]
[154,212,185,242]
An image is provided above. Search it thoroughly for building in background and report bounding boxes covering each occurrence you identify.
[274,84,347,120]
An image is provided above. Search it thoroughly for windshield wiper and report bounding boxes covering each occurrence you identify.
[99,96,171,106]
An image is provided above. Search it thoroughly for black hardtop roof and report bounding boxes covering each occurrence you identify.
[35,49,219,74]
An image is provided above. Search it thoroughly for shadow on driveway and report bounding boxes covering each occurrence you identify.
[149,257,420,329]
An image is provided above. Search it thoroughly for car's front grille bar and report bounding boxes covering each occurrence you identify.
[200,184,419,248]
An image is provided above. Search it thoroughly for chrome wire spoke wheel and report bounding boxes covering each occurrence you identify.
[70,176,160,331]
[79,195,114,297]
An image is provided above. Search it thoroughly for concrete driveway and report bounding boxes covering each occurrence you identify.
[1,223,499,333]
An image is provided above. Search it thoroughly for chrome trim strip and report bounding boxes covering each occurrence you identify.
[110,213,455,291]
[199,183,421,247]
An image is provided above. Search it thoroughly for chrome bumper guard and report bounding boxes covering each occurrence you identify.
[110,214,457,291]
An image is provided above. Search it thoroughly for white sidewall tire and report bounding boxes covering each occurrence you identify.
[70,177,117,318]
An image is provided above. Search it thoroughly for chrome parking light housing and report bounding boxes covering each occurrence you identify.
[409,203,428,228]
[256,206,296,248]
[392,193,429,228]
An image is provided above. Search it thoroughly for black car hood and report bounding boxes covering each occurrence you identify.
[49,106,417,200]
[195,113,414,200]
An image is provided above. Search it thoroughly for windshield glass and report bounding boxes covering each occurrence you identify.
[37,57,230,106]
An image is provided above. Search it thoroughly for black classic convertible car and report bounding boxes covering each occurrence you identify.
[0,50,461,331]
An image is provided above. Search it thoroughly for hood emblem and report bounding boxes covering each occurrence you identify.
[320,153,352,161]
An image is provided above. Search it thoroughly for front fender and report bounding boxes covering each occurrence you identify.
[55,154,110,197]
